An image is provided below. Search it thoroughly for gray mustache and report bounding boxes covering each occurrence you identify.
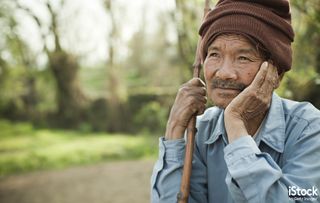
[211,79,247,91]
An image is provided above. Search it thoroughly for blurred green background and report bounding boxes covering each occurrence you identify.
[0,0,319,202]
[0,0,320,203]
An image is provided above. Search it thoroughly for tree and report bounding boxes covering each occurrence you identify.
[0,1,39,120]
[16,0,88,126]
[102,0,129,131]
[172,0,217,80]
[282,0,320,107]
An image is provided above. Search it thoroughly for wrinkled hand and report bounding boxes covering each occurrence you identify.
[224,62,279,143]
[165,78,207,140]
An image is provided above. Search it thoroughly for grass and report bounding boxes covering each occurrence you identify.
[0,119,159,177]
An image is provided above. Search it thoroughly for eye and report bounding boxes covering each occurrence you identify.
[209,52,219,58]
[238,56,252,62]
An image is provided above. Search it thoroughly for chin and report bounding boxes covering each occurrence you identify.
[212,99,232,109]
[210,89,239,109]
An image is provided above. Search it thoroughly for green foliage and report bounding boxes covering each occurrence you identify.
[0,66,26,111]
[133,101,169,134]
[0,119,158,177]
[276,1,320,107]
[126,18,183,88]
[0,0,320,134]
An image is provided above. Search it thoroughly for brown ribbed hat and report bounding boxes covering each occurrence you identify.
[199,0,295,73]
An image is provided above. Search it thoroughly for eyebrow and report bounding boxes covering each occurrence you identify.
[207,46,219,53]
[236,48,258,55]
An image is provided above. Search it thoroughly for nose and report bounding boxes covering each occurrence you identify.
[215,59,237,80]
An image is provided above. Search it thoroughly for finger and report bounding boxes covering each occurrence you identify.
[185,86,207,96]
[191,86,207,95]
[187,94,207,106]
[250,61,268,89]
[191,102,206,115]
[194,87,207,96]
[194,95,207,104]
[188,78,206,87]
[197,103,207,115]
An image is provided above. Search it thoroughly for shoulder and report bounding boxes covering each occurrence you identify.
[279,98,320,166]
[280,98,320,144]
[281,97,320,126]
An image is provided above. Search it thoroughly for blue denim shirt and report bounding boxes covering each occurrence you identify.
[151,93,320,203]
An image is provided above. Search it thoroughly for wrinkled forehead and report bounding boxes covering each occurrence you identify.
[210,34,254,49]
[209,33,269,58]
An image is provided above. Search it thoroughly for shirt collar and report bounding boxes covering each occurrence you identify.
[204,93,286,153]
[204,108,228,145]
[257,93,286,153]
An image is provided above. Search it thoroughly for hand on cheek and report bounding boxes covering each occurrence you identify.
[224,61,280,143]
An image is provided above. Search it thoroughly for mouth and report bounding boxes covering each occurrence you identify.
[213,87,241,95]
[214,87,242,91]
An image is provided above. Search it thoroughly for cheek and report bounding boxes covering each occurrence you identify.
[242,66,260,85]
[203,59,217,81]
[247,72,255,83]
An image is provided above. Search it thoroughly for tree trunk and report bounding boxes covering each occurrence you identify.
[104,0,127,132]
[16,1,88,126]
[49,51,87,124]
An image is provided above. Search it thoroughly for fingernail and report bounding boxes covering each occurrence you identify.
[262,61,268,69]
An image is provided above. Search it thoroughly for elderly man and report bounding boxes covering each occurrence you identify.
[151,0,320,202]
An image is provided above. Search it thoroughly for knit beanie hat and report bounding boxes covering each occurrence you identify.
[199,0,295,73]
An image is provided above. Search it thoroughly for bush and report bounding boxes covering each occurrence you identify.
[133,101,168,134]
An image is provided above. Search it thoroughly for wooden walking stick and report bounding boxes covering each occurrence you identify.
[177,1,211,202]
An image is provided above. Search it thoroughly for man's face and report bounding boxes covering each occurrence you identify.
[204,34,264,109]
